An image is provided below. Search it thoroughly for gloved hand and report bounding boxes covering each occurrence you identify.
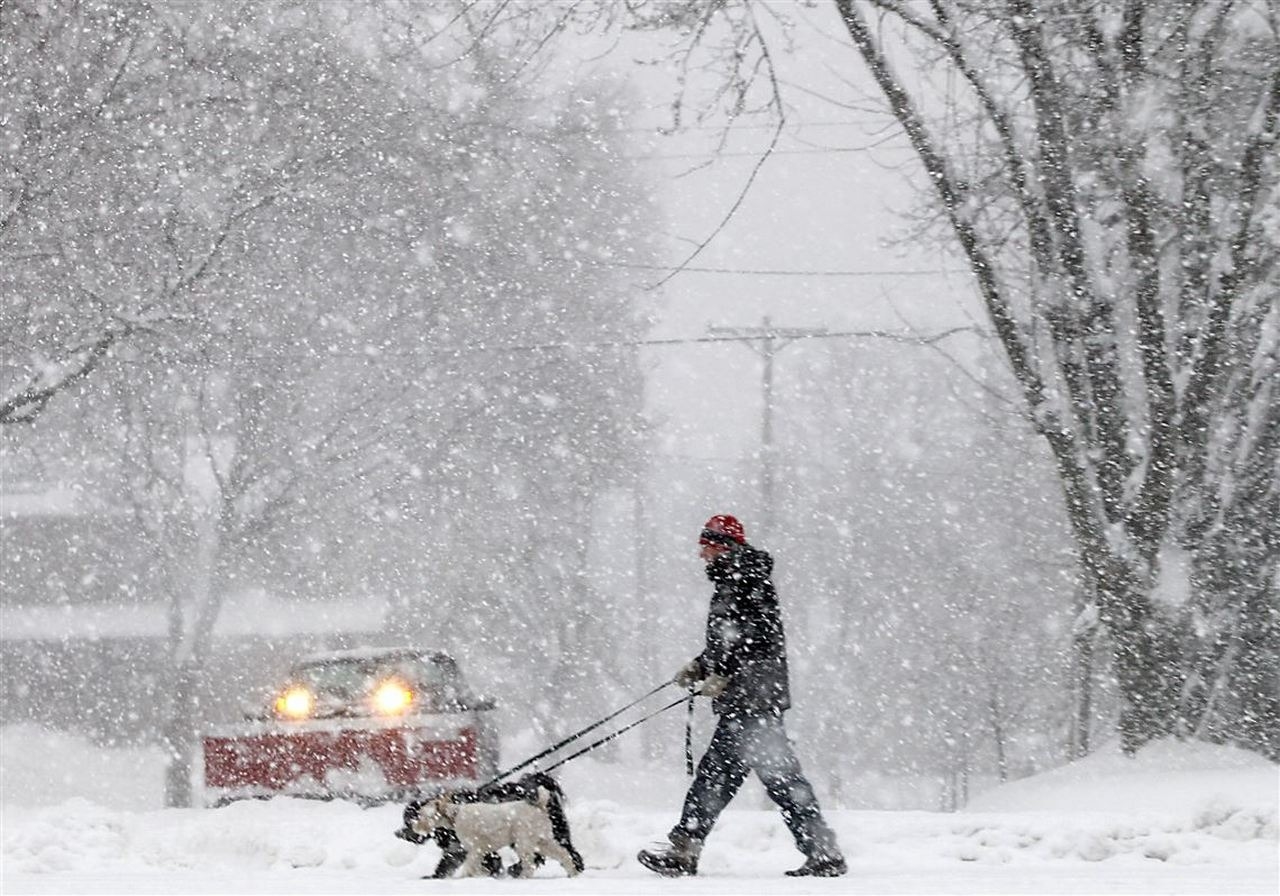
[699,673,730,698]
[674,658,704,689]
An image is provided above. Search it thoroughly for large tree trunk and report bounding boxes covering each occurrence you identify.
[1086,554,1183,752]
[161,511,225,807]
[162,659,201,808]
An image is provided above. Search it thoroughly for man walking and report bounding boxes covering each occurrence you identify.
[637,514,846,877]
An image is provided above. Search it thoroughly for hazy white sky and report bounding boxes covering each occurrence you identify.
[569,6,979,497]
[564,5,988,564]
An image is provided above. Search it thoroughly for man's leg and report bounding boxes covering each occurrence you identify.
[639,715,749,876]
[743,714,845,875]
[670,714,751,844]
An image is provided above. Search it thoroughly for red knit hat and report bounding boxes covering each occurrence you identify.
[699,514,746,546]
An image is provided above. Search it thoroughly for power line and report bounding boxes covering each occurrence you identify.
[596,261,964,277]
[619,119,892,134]
[581,326,982,350]
[418,325,981,354]
[626,145,882,160]
[112,326,986,365]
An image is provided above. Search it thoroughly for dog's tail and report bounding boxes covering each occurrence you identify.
[527,772,566,801]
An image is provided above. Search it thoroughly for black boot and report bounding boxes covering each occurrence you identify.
[785,853,847,877]
[637,834,701,877]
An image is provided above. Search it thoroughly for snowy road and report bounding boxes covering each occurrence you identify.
[4,866,1274,896]
[4,799,1276,895]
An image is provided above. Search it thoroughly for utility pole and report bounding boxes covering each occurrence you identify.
[707,318,827,541]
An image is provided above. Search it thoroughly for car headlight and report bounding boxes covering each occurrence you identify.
[274,685,315,720]
[372,678,414,715]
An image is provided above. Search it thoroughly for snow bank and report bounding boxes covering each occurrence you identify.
[0,724,166,811]
[954,737,1277,865]
[966,737,1277,815]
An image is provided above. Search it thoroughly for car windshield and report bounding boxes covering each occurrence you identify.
[292,655,449,704]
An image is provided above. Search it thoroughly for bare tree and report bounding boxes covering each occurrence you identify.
[833,0,1279,756]
[5,0,657,803]
[0,1,298,425]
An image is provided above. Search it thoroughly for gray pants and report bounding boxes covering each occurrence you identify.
[671,712,841,859]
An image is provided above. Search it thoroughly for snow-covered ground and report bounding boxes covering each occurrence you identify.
[2,724,1276,894]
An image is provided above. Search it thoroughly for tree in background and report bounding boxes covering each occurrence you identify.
[1,1,292,425]
[2,0,657,803]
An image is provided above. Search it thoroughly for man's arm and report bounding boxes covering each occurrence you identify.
[701,595,749,680]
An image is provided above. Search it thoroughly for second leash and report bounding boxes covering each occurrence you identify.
[539,692,696,777]
[474,678,679,793]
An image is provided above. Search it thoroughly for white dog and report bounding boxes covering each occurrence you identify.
[413,786,581,878]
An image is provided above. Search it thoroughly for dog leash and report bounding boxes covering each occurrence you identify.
[684,687,696,776]
[536,692,695,777]
[474,679,677,793]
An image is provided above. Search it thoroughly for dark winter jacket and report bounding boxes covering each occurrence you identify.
[694,543,791,716]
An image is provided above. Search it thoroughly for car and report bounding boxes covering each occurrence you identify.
[199,646,499,807]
